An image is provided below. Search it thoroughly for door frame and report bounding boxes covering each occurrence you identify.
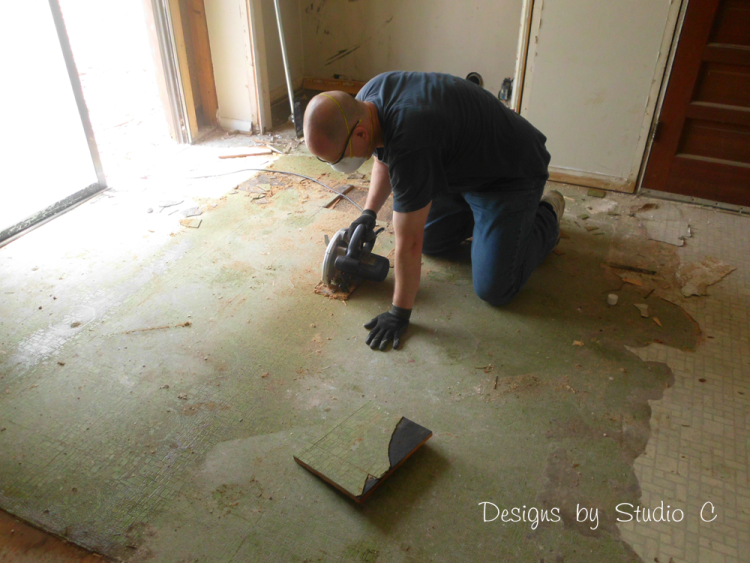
[636,0,693,195]
[512,0,687,193]
[144,0,195,143]
[248,0,273,132]
[145,0,268,141]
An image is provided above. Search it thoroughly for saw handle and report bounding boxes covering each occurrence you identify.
[349,223,371,255]
[334,224,390,282]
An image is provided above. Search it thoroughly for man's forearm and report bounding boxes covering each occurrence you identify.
[391,204,431,310]
[364,158,392,214]
[392,241,423,310]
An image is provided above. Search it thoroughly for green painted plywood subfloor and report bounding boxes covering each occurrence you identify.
[0,156,701,562]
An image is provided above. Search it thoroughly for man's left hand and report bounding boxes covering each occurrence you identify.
[364,305,411,351]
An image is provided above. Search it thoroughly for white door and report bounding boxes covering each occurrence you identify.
[518,0,683,192]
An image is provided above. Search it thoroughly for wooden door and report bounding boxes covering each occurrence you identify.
[643,0,750,206]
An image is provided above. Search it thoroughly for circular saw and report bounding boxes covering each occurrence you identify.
[321,224,389,293]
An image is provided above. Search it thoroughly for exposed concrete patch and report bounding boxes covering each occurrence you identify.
[1,176,706,562]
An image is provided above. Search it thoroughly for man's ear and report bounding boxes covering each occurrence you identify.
[353,124,370,152]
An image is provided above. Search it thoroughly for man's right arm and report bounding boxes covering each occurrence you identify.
[364,157,392,214]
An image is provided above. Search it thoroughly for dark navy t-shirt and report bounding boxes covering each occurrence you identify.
[356,71,551,213]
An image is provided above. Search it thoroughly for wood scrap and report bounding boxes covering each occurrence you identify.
[323,185,356,209]
[607,263,657,276]
[634,304,650,318]
[219,148,273,158]
[180,218,202,228]
[620,276,643,287]
[123,321,192,335]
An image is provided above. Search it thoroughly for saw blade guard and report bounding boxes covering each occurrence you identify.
[322,228,348,286]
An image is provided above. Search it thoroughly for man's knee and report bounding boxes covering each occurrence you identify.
[474,279,519,307]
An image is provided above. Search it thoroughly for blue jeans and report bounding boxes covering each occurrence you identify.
[422,177,558,306]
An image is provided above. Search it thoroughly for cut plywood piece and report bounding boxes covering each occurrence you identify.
[676,257,736,297]
[294,401,432,503]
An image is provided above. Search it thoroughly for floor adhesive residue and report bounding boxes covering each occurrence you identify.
[0,168,715,562]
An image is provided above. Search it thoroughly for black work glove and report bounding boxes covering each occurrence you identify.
[364,305,411,351]
[346,209,377,243]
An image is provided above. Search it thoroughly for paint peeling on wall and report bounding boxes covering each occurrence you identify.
[325,45,361,66]
[299,0,524,94]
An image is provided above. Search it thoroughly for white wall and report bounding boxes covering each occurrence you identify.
[299,0,524,97]
[205,0,260,131]
[203,0,523,130]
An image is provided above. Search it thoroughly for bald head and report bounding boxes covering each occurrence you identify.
[303,91,368,161]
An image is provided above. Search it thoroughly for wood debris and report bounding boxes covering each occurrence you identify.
[620,276,644,287]
[123,321,192,335]
[219,148,273,158]
[634,303,650,318]
[606,263,657,276]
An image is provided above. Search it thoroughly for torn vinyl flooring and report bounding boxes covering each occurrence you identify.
[0,152,746,563]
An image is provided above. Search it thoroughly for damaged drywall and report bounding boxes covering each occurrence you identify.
[299,0,524,94]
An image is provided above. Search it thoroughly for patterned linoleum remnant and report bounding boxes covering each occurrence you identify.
[619,205,750,563]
